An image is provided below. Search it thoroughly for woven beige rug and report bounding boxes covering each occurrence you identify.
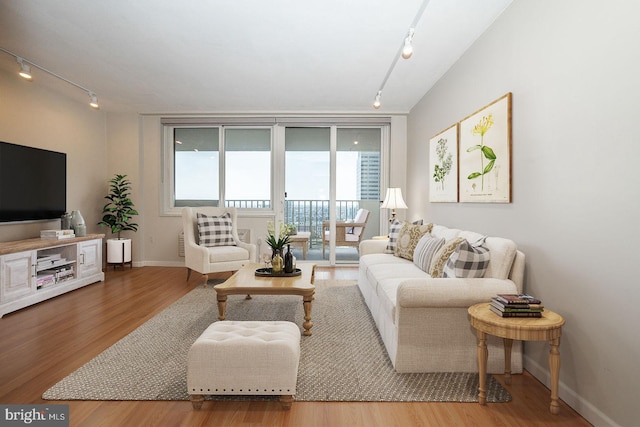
[43,281,510,403]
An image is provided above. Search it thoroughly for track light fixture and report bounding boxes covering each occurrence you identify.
[1,47,100,110]
[373,91,382,109]
[401,28,415,59]
[371,0,429,109]
[17,57,33,80]
[89,93,100,109]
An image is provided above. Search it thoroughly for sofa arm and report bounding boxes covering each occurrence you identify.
[359,239,388,255]
[396,278,519,309]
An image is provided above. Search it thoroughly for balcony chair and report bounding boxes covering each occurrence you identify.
[182,207,256,284]
[322,208,370,258]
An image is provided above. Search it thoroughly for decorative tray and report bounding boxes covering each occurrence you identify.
[255,267,302,277]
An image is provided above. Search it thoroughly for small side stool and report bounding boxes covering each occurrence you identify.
[187,320,301,409]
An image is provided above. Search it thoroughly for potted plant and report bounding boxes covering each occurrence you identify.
[98,174,139,266]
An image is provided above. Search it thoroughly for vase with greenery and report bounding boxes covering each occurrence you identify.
[265,221,291,256]
[98,174,139,239]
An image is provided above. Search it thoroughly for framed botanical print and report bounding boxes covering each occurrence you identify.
[459,92,512,203]
[429,123,458,202]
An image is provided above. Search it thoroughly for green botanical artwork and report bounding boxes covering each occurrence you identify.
[466,113,496,191]
[432,138,453,190]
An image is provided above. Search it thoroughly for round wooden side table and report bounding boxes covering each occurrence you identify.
[467,302,565,414]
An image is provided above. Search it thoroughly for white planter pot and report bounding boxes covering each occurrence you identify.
[107,238,132,263]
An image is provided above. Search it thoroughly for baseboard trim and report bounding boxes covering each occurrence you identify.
[135,261,185,268]
[524,355,618,426]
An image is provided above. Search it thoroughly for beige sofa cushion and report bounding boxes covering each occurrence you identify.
[394,222,433,260]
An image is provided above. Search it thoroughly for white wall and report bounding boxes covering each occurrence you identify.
[407,1,640,425]
[0,67,107,242]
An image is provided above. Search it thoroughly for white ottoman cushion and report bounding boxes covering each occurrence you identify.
[187,320,301,396]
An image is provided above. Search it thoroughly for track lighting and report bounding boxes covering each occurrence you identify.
[401,28,415,59]
[1,47,100,110]
[17,57,32,80]
[89,93,99,109]
[370,0,429,109]
[373,91,382,109]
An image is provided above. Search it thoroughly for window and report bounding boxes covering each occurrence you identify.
[162,117,390,221]
[224,128,271,209]
[163,123,273,214]
[174,127,219,207]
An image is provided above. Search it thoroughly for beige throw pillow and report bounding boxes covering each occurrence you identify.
[394,222,433,260]
[429,237,465,278]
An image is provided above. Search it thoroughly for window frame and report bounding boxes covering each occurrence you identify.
[161,123,276,216]
[161,117,392,219]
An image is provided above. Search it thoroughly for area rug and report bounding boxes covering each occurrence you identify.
[43,281,510,403]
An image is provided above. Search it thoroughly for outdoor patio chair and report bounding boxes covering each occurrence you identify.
[321,208,369,258]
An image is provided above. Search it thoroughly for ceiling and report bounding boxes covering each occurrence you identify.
[0,0,512,114]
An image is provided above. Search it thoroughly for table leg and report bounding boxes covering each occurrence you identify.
[216,295,227,321]
[503,338,513,385]
[302,294,313,336]
[476,329,488,405]
[549,336,561,415]
[302,241,307,260]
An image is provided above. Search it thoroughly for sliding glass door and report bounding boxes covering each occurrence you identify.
[283,126,381,264]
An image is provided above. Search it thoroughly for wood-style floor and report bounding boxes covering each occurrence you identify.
[0,266,591,427]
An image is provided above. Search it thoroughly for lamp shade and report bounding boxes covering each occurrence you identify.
[381,188,408,210]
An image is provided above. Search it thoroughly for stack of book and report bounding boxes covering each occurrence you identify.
[40,229,75,239]
[490,294,544,318]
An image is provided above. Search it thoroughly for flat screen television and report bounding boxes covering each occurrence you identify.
[0,141,67,223]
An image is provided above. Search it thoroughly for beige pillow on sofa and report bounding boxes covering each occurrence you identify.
[429,237,465,278]
[394,222,433,260]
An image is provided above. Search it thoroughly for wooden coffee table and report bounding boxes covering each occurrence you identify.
[468,303,565,414]
[213,263,316,336]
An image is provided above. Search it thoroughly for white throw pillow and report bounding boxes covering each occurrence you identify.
[413,234,445,273]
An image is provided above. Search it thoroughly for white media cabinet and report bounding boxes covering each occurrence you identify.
[0,234,105,318]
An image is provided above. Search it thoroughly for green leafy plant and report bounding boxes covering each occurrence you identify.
[433,137,453,190]
[98,174,139,239]
[466,113,497,191]
[265,221,291,251]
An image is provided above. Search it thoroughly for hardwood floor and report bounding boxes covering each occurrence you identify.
[0,266,591,427]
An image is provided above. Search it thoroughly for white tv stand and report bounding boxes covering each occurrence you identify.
[0,234,105,318]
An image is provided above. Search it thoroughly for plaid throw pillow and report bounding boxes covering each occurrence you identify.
[443,238,490,278]
[196,212,236,247]
[385,219,403,254]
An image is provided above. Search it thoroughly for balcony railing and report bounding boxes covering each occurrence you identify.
[226,199,361,246]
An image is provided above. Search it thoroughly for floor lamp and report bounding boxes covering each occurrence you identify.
[381,188,408,223]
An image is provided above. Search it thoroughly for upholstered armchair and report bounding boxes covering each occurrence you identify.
[322,208,370,258]
[182,207,256,283]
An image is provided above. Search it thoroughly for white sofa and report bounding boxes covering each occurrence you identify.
[358,224,525,374]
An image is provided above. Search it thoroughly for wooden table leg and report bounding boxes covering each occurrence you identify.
[302,294,313,336]
[503,338,513,385]
[476,329,488,405]
[302,239,308,260]
[216,295,227,321]
[549,336,561,415]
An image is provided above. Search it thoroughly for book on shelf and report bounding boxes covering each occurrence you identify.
[495,294,542,305]
[490,305,542,318]
[36,274,56,289]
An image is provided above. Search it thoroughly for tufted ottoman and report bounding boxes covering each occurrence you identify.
[187,320,301,409]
